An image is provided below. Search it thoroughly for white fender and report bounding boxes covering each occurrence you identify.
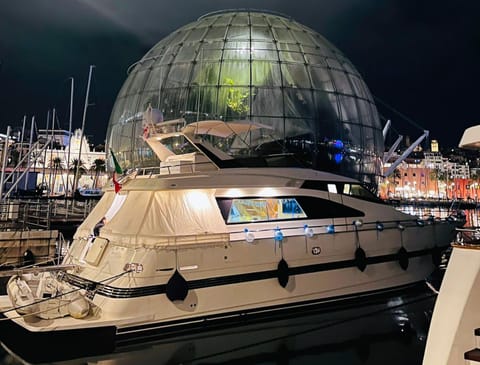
[68,295,90,319]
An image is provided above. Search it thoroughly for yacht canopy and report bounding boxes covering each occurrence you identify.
[459,125,480,149]
[183,120,271,138]
[75,189,229,247]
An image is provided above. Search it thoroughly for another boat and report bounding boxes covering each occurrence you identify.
[0,117,463,363]
[75,187,104,199]
[423,125,480,365]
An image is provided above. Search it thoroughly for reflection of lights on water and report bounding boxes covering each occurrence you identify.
[334,153,343,164]
[333,140,344,149]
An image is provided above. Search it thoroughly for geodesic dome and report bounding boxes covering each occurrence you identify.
[106,9,383,187]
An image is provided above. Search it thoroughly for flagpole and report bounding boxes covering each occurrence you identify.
[74,65,95,193]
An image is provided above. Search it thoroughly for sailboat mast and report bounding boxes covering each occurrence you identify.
[24,116,35,190]
[74,65,95,191]
[66,77,74,196]
[16,115,27,194]
[41,110,50,191]
[0,126,11,201]
[48,108,56,194]
[18,115,26,167]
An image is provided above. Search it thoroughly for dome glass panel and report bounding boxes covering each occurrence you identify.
[106,9,384,188]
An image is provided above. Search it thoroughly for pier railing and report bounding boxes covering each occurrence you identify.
[0,199,97,230]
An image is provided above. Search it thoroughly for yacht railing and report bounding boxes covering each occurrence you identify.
[453,227,480,247]
[228,216,456,240]
[135,160,218,178]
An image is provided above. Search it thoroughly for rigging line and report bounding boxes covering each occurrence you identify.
[373,95,426,133]
[182,287,436,364]
[0,269,134,317]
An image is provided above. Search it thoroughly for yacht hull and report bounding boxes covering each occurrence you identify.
[0,280,428,363]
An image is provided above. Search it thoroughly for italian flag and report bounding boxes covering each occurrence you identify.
[110,149,123,193]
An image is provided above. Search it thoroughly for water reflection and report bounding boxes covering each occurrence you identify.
[0,284,437,365]
[398,205,478,227]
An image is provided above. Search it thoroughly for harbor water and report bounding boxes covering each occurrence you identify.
[0,283,437,365]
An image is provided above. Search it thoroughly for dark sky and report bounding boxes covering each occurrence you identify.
[0,0,479,147]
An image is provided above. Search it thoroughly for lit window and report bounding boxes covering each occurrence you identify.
[327,184,337,193]
[227,198,307,223]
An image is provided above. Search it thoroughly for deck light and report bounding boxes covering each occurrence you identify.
[376,221,384,231]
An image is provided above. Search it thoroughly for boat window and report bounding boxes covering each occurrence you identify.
[301,180,383,203]
[160,135,198,155]
[327,184,337,193]
[216,196,364,223]
[344,184,381,201]
[224,198,307,223]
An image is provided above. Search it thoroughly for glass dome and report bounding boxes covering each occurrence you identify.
[106,9,383,187]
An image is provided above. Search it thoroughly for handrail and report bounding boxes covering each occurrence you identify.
[135,160,218,178]
[228,217,452,236]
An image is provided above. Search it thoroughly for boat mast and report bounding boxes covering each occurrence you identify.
[41,110,50,191]
[16,115,27,194]
[74,65,95,192]
[0,126,11,201]
[24,116,35,190]
[66,77,74,196]
[48,108,56,194]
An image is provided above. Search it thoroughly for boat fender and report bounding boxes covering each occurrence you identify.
[274,228,284,241]
[277,258,289,288]
[431,246,442,267]
[354,247,367,272]
[397,247,409,270]
[68,295,90,319]
[353,219,363,228]
[166,270,189,302]
[326,224,335,234]
[304,225,314,238]
[244,228,255,243]
[23,249,34,267]
[376,222,384,231]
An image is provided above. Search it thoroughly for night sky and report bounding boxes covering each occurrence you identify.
[0,0,479,147]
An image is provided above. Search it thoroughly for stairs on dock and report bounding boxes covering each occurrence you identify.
[465,329,480,363]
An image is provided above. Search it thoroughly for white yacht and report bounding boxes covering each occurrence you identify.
[423,125,480,365]
[0,117,462,363]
